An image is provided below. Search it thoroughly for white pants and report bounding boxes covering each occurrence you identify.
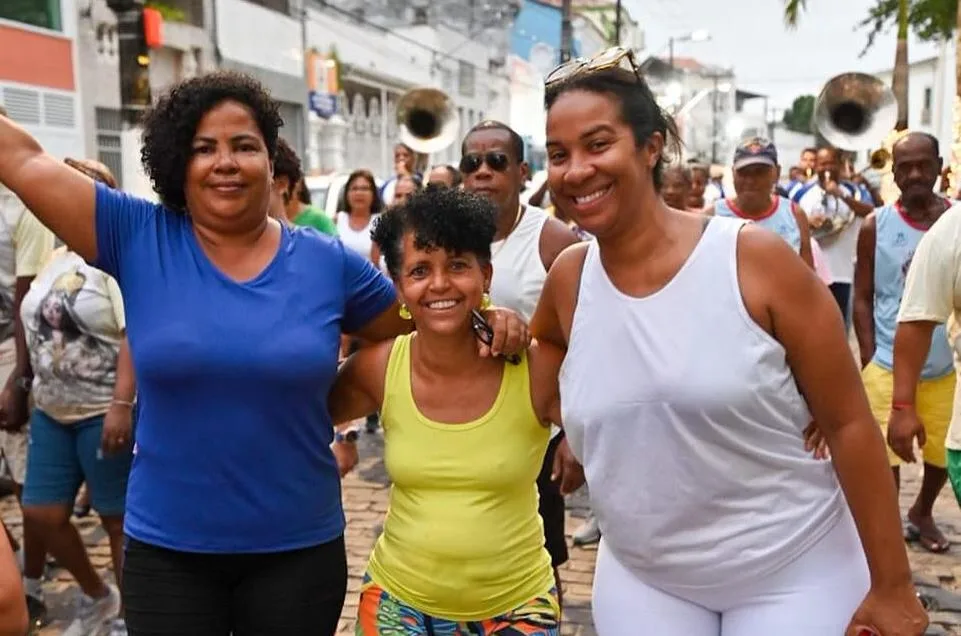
[593,512,870,635]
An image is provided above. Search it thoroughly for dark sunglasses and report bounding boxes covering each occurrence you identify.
[459,152,510,175]
[471,309,521,365]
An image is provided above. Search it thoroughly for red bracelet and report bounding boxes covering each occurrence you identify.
[891,402,914,411]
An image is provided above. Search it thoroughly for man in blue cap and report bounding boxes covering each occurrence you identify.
[713,137,814,269]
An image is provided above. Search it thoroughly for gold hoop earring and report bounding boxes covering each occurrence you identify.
[399,303,412,320]
[480,292,492,310]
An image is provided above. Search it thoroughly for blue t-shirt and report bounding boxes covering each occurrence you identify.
[92,183,396,553]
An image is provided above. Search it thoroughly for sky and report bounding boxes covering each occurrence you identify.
[625,0,946,112]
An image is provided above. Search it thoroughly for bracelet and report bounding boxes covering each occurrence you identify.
[891,401,914,411]
[111,399,135,408]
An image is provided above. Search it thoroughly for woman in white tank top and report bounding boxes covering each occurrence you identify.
[336,170,383,263]
[532,49,926,636]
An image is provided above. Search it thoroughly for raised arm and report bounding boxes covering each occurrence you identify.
[0,113,99,260]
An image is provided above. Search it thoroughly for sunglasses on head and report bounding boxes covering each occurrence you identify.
[459,152,510,175]
[545,46,643,88]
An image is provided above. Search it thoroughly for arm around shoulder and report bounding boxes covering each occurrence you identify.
[329,340,393,427]
[531,242,589,350]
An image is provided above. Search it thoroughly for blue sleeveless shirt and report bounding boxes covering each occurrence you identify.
[871,203,953,379]
[714,196,802,254]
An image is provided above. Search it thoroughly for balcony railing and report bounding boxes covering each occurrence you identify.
[146,0,204,27]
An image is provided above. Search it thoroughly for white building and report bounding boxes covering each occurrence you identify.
[641,56,738,164]
[874,40,956,162]
[305,0,514,178]
[76,0,216,192]
[1,0,85,161]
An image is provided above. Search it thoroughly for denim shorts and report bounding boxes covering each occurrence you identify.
[22,408,133,516]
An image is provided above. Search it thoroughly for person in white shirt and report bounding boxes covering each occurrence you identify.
[791,146,874,326]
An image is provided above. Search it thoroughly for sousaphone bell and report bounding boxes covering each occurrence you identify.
[810,72,898,239]
[396,87,460,155]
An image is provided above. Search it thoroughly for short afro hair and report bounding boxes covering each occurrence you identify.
[141,71,283,211]
[371,186,497,279]
[273,137,303,197]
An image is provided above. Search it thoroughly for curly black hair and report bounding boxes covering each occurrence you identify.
[273,137,302,198]
[371,186,497,279]
[140,71,284,211]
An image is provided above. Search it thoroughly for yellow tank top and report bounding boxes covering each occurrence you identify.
[366,334,554,620]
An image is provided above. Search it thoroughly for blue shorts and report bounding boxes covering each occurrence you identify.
[22,408,132,516]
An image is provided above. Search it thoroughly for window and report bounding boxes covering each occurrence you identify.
[458,61,475,97]
[922,86,933,125]
[245,0,289,14]
[96,108,124,188]
[0,0,62,31]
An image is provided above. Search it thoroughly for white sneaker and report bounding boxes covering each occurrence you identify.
[62,584,121,636]
[572,515,601,546]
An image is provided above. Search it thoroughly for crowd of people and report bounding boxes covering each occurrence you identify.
[0,42,952,636]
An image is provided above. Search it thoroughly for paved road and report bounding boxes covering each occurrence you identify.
[4,429,961,634]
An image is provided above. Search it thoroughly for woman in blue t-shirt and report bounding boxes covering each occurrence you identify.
[0,71,528,635]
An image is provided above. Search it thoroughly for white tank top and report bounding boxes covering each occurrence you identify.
[559,216,843,590]
[490,205,550,323]
[336,212,376,260]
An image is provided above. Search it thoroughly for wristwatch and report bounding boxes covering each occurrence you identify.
[334,428,359,444]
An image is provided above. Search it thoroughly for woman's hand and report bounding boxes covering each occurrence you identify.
[480,307,530,358]
[551,436,585,495]
[101,402,133,456]
[803,422,830,460]
[845,583,928,636]
[332,441,359,477]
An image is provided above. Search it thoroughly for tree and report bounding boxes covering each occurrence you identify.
[782,95,816,134]
[857,0,956,53]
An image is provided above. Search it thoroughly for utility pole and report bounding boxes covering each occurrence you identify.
[711,74,719,164]
[614,0,622,46]
[560,0,573,63]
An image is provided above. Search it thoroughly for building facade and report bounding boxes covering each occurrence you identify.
[0,0,85,160]
[303,0,514,178]
[874,43,956,164]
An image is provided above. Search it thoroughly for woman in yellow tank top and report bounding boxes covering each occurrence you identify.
[329,186,564,635]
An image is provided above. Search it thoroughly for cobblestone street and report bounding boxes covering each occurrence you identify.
[5,429,961,634]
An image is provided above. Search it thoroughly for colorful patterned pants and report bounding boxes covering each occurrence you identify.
[356,574,559,635]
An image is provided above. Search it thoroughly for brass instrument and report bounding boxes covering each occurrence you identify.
[809,72,898,239]
[396,87,460,155]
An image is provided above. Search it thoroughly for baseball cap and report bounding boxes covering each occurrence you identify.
[733,137,778,170]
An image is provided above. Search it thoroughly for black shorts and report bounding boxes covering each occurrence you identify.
[123,535,347,636]
[537,432,569,568]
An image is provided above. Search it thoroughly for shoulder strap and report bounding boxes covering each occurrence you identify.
[791,181,817,204]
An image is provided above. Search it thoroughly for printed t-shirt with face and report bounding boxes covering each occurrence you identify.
[0,187,56,343]
[20,248,125,423]
[898,202,961,450]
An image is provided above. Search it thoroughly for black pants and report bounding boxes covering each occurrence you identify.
[123,535,347,636]
[829,282,852,329]
[536,433,569,568]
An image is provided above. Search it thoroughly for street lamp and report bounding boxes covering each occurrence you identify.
[668,29,710,70]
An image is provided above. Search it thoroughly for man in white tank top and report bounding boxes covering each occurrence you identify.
[460,121,582,602]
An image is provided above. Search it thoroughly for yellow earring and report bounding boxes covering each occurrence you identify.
[480,292,492,310]
[399,303,412,320]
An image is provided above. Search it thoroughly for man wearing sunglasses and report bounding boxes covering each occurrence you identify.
[460,120,583,607]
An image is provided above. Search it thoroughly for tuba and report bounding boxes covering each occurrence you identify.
[396,87,460,155]
[809,72,898,239]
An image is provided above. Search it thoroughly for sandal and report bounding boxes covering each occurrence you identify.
[905,521,951,553]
